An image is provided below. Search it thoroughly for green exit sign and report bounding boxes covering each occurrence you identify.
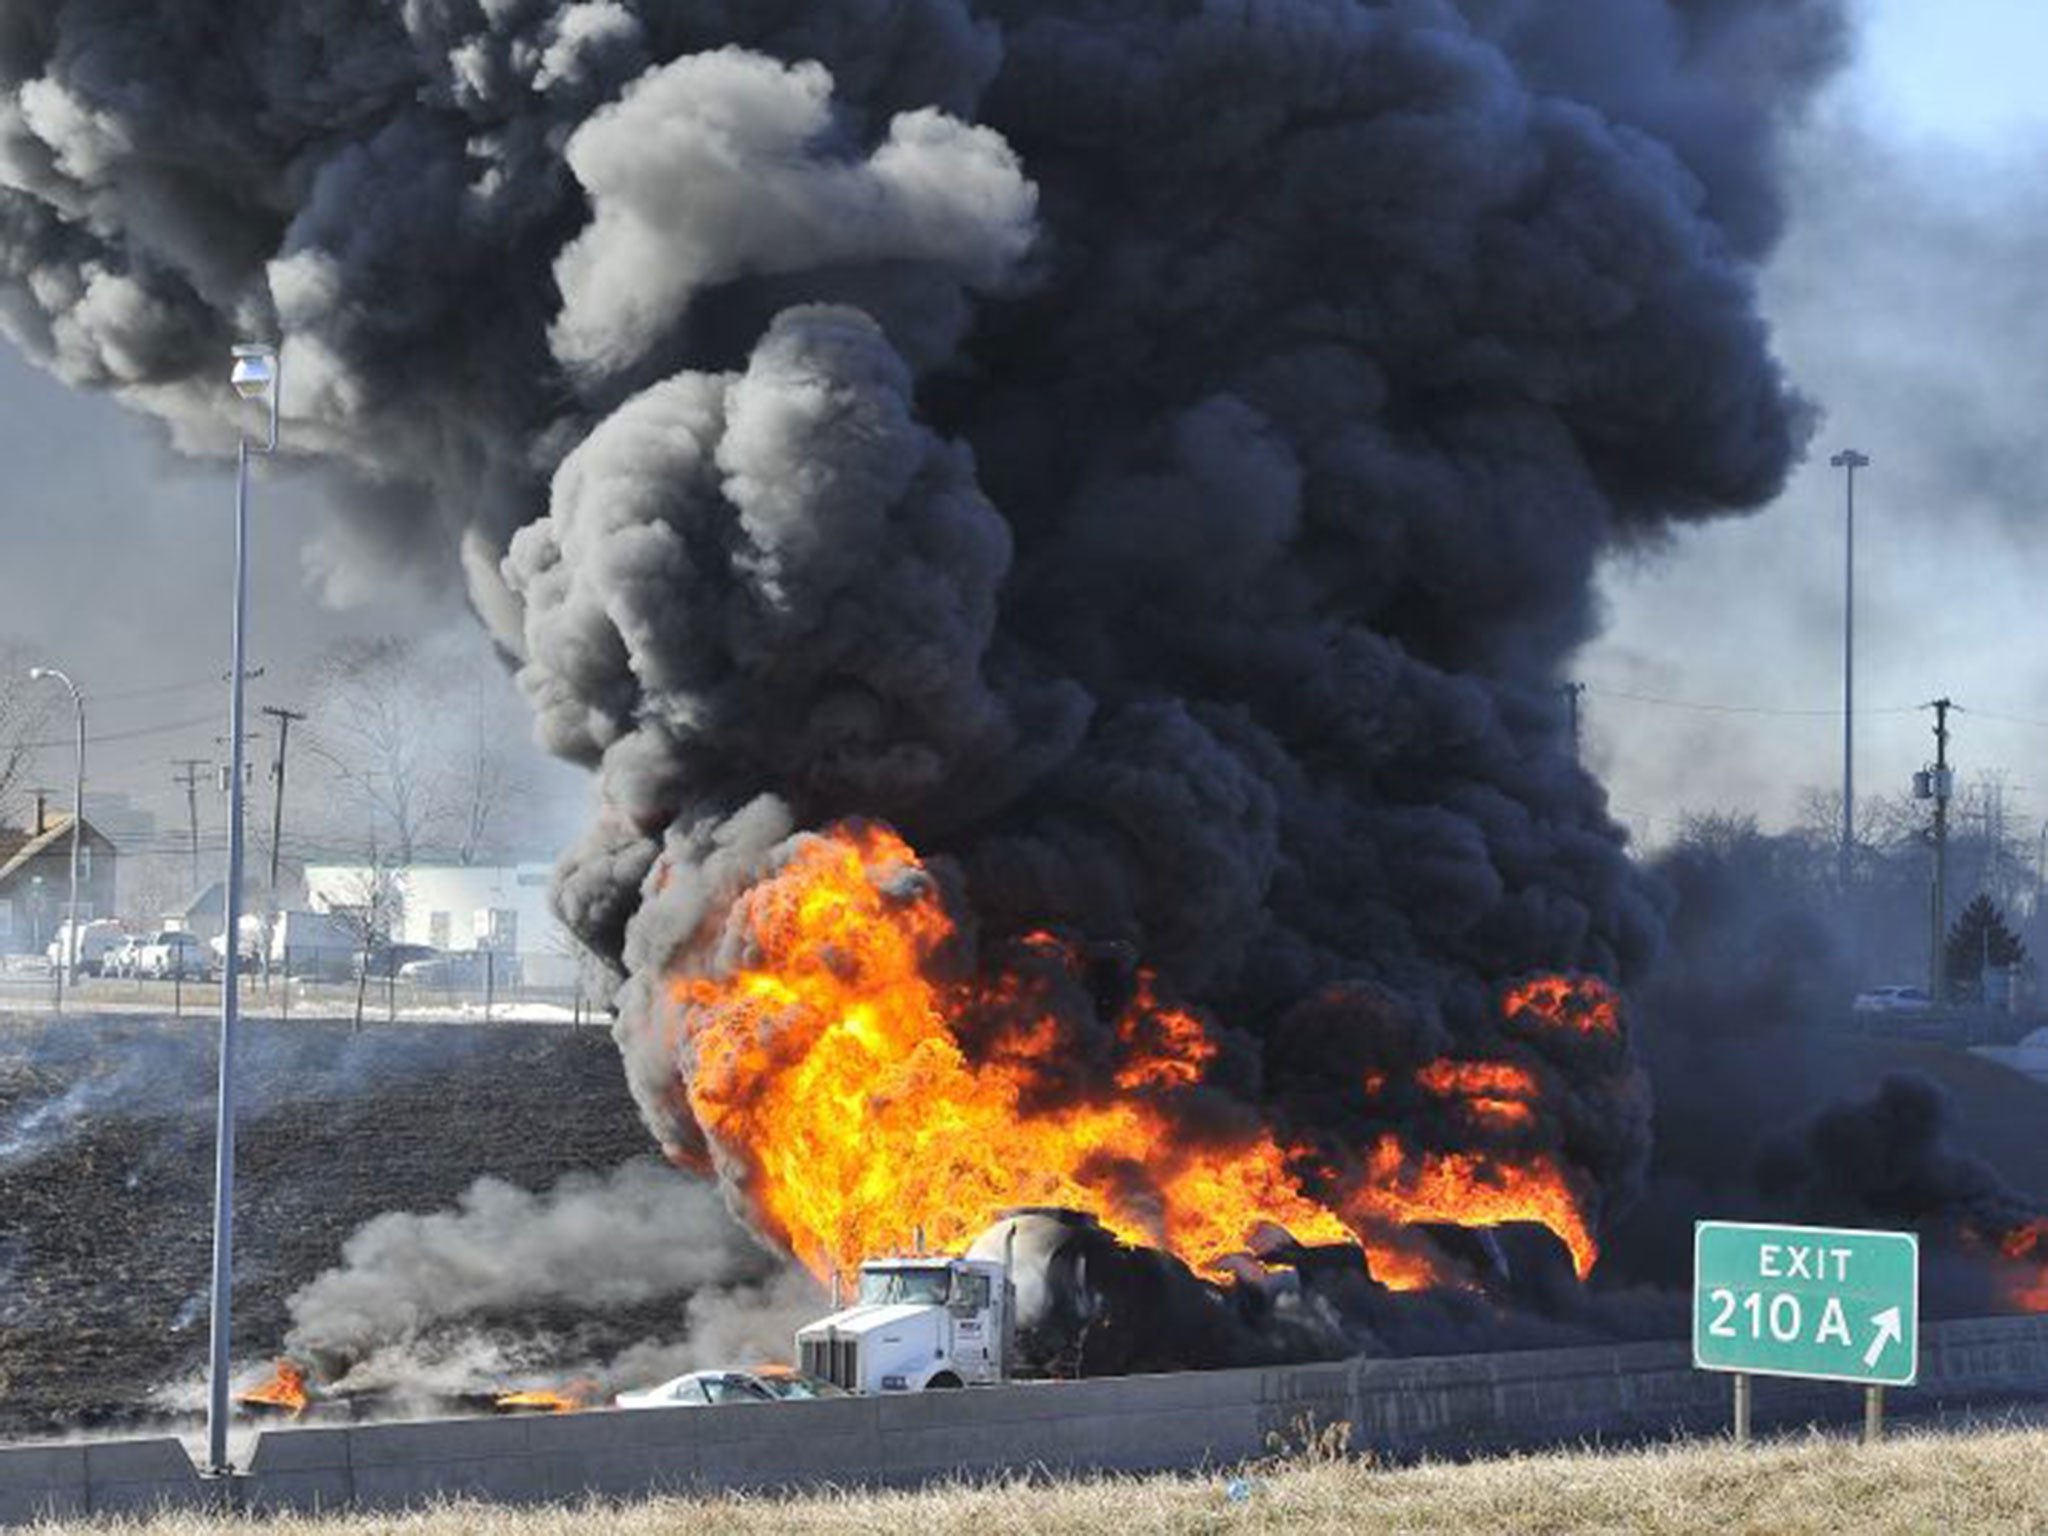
[1694,1221,1918,1387]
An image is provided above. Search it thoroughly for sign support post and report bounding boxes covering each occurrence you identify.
[1695,1220,1918,1447]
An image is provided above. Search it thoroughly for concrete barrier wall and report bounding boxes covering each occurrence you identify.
[238,1313,2048,1515]
[0,1437,208,1525]
[6,1314,2046,1524]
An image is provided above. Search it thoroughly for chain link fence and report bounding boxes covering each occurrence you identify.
[0,949,605,1026]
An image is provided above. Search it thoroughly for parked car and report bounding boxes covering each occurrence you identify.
[138,931,214,980]
[207,920,265,966]
[104,934,149,978]
[46,920,128,976]
[398,950,519,989]
[1853,985,1932,1014]
[352,943,441,981]
[613,1367,846,1410]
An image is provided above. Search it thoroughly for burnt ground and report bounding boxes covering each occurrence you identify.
[0,1014,656,1439]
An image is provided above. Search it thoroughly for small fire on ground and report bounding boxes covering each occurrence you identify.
[237,1360,311,1418]
[1997,1219,2048,1311]
[493,1383,599,1415]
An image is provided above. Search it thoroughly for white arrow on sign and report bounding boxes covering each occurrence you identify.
[1863,1305,1903,1368]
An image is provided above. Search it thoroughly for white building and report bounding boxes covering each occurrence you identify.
[302,862,579,987]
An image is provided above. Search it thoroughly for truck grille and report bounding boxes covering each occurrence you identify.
[801,1334,860,1390]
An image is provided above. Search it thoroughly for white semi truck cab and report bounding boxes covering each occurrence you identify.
[796,1255,1011,1394]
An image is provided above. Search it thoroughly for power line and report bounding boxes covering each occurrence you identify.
[18,712,219,751]
[1580,683,2048,732]
[92,676,221,704]
[1580,685,1923,720]
[1955,706,2048,733]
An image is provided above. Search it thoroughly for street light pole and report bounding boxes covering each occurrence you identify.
[205,340,279,1479]
[27,667,83,1010]
[1829,449,1869,891]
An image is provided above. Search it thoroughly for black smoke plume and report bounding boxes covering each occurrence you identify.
[0,0,1894,1350]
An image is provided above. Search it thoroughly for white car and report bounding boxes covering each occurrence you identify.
[138,931,214,980]
[613,1367,846,1410]
[399,950,519,989]
[207,925,264,966]
[104,935,149,978]
[1853,985,1932,1014]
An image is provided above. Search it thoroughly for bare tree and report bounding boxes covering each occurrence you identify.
[1790,786,1923,868]
[0,638,57,826]
[319,843,407,1031]
[301,636,535,867]
[305,638,443,864]
[448,668,531,866]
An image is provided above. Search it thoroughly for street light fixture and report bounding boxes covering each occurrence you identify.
[26,666,84,1010]
[229,347,276,401]
[205,340,280,1479]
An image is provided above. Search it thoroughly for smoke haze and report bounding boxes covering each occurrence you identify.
[1589,85,2048,839]
[0,0,1834,1291]
[19,0,2044,1363]
[281,1158,799,1391]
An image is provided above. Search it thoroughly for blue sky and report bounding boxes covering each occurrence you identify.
[1854,0,2048,149]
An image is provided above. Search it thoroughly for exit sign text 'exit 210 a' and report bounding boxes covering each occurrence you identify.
[1693,1221,1918,1387]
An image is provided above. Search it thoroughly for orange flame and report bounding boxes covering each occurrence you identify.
[1999,1219,2048,1311]
[668,823,1603,1291]
[495,1385,593,1414]
[1503,975,1620,1036]
[1353,1136,1597,1280]
[237,1360,311,1418]
[1114,977,1220,1091]
[1416,1059,1538,1129]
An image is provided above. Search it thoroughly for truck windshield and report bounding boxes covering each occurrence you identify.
[858,1267,952,1306]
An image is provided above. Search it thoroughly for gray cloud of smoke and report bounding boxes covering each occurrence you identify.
[0,1,1838,1294]
[282,1159,772,1374]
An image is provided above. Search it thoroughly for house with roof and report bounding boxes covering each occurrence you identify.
[0,793,118,956]
[163,880,233,946]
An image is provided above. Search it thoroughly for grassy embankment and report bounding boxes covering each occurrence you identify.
[24,1421,2048,1534]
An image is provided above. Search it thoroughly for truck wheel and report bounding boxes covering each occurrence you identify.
[925,1372,963,1390]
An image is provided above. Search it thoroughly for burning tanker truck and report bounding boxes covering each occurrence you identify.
[798,1209,1331,1393]
[796,1206,1573,1393]
[641,821,1646,1380]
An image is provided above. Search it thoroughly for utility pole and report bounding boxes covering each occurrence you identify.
[261,706,306,973]
[260,708,305,900]
[1924,699,1954,1006]
[1830,449,1868,892]
[1562,682,1585,767]
[171,759,209,892]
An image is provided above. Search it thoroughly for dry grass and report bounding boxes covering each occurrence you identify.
[31,1423,2048,1535]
